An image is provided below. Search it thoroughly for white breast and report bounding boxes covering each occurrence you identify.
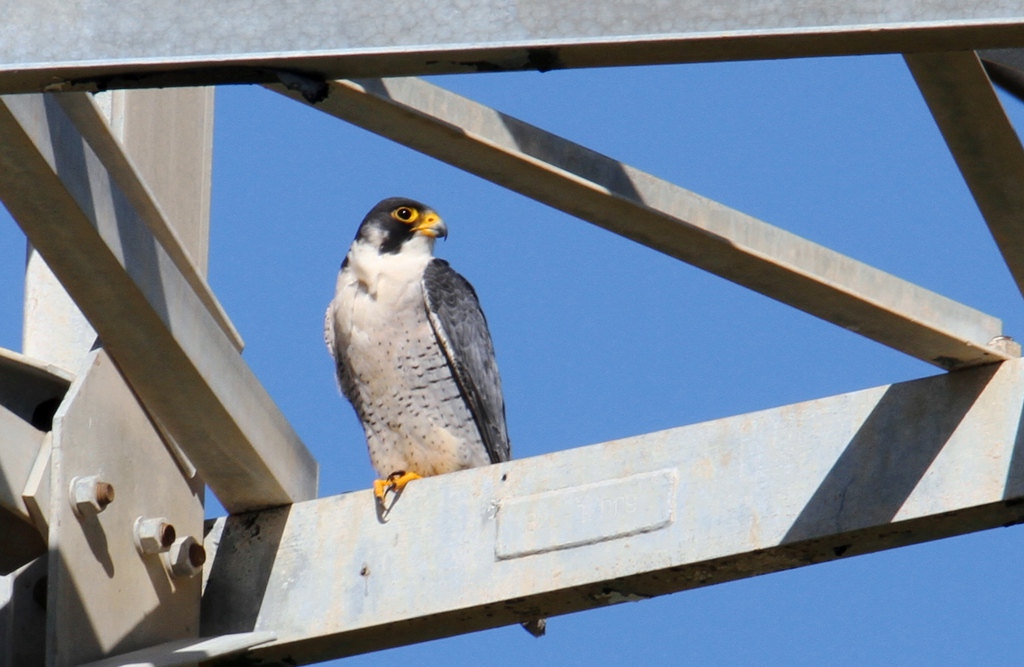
[326,238,489,477]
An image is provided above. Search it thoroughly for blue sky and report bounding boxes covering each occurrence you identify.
[4,53,1024,665]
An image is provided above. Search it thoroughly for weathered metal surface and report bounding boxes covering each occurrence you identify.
[47,350,204,667]
[74,631,277,667]
[0,93,318,512]
[905,51,1024,302]
[4,3,1024,92]
[0,349,70,574]
[270,77,1012,371]
[0,558,47,667]
[22,249,97,376]
[22,436,51,540]
[495,470,677,560]
[203,357,1024,665]
[909,50,1024,303]
[103,88,216,279]
[53,92,240,350]
[22,89,222,375]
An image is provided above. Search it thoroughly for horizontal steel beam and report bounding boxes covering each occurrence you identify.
[906,50,1024,302]
[5,4,1024,92]
[0,93,318,513]
[269,77,1013,370]
[203,357,1024,665]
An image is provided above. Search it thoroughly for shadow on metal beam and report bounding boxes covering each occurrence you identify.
[42,96,171,326]
[784,363,999,543]
[200,506,291,636]
[1002,393,1024,502]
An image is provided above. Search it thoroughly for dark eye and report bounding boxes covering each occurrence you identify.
[390,206,420,224]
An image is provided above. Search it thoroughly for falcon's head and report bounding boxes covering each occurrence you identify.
[353,197,448,255]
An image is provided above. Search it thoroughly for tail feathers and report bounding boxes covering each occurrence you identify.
[521,618,546,637]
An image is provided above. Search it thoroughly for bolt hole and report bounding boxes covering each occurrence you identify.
[160,524,177,547]
[501,474,507,482]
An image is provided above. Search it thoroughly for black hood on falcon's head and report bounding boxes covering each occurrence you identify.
[354,197,448,255]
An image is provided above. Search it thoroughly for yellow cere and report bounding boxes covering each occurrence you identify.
[413,213,441,237]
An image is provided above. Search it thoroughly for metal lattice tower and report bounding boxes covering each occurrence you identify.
[3,4,1024,666]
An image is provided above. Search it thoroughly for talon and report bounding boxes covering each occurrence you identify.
[387,470,422,494]
[373,471,423,503]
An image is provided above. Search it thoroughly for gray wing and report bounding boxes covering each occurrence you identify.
[422,259,510,464]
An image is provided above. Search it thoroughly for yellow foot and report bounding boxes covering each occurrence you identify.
[373,470,423,501]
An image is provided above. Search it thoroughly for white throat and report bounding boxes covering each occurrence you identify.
[344,235,435,298]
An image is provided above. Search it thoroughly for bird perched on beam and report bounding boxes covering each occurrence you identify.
[325,197,544,636]
[325,196,507,494]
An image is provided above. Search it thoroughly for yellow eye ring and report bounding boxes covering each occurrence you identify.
[391,206,419,224]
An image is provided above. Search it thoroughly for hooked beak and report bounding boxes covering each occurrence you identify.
[412,212,448,239]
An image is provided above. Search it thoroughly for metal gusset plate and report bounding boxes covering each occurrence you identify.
[47,350,204,667]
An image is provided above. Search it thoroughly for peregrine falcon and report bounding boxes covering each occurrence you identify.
[325,197,511,497]
[326,198,545,637]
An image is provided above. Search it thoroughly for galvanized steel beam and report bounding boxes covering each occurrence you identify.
[53,93,242,351]
[270,77,1014,371]
[5,3,1024,93]
[203,357,1024,665]
[22,249,97,376]
[980,47,1024,100]
[104,88,216,279]
[22,89,223,376]
[905,51,1024,302]
[0,93,318,512]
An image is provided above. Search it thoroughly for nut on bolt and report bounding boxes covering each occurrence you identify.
[133,517,176,555]
[167,535,206,578]
[69,475,115,517]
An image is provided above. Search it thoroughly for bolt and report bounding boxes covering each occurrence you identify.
[69,475,115,517]
[989,335,1022,357]
[167,535,206,578]
[133,516,176,555]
